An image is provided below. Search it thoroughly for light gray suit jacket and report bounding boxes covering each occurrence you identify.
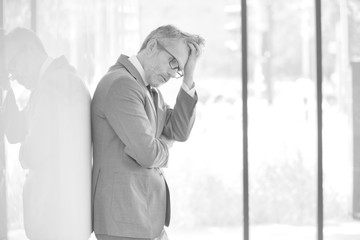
[91,55,197,238]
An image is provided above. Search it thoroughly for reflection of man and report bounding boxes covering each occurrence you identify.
[3,28,91,240]
[91,25,205,240]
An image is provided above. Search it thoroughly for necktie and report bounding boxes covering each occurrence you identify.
[146,85,153,98]
[147,85,158,107]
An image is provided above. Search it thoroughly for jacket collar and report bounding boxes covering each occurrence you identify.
[110,54,146,88]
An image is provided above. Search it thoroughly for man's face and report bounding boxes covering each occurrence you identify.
[145,40,189,88]
[5,43,40,89]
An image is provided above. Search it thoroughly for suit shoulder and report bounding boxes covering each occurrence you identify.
[93,68,145,104]
[42,68,89,99]
[103,68,143,93]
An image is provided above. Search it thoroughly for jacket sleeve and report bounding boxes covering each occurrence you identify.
[103,77,169,169]
[161,88,197,142]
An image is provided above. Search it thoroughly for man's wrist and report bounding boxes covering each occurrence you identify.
[183,76,194,89]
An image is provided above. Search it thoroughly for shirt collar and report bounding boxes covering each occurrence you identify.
[39,56,54,81]
[128,55,148,86]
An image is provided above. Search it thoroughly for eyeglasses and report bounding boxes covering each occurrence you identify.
[156,41,184,79]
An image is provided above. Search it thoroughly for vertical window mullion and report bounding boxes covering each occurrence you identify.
[315,0,324,239]
[31,0,37,32]
[352,61,360,219]
[241,0,249,239]
[0,0,2,27]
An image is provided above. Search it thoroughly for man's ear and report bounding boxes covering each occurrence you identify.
[146,39,157,56]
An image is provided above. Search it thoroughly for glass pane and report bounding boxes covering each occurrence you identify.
[142,1,243,239]
[248,0,317,239]
[4,1,141,239]
[323,0,360,239]
[3,1,31,239]
[3,1,244,240]
[4,0,31,30]
[37,0,140,94]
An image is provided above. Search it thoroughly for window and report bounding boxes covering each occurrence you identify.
[1,0,359,239]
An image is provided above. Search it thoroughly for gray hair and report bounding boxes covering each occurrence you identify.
[138,25,205,53]
[5,27,47,54]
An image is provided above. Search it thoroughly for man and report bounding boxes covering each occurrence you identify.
[3,28,92,240]
[91,25,205,240]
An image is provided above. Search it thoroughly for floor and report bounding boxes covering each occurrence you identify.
[7,222,360,240]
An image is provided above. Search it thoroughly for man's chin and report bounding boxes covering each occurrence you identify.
[149,79,165,88]
[152,82,163,88]
[158,76,167,85]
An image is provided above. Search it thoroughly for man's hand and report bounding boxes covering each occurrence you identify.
[3,88,27,143]
[183,41,203,89]
[4,88,18,117]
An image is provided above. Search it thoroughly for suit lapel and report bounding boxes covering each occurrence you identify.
[114,55,169,138]
[116,55,157,115]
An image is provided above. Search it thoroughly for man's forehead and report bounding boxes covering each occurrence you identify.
[165,39,189,70]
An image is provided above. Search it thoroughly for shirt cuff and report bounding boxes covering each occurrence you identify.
[181,82,196,98]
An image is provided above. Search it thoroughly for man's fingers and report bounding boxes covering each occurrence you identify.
[188,41,202,57]
[188,42,195,55]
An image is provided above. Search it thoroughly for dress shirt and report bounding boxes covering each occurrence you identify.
[39,57,54,81]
